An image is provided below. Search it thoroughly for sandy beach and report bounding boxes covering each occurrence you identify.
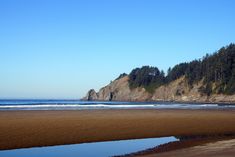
[0,109,235,150]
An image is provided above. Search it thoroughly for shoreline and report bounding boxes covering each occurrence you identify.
[136,138,235,157]
[119,135,235,157]
[80,99,235,105]
[0,109,235,150]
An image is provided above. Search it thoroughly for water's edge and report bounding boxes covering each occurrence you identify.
[0,100,234,110]
[0,137,178,157]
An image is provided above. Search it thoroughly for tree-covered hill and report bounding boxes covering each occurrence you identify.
[128,43,235,95]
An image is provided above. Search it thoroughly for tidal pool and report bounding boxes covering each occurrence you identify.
[0,136,177,157]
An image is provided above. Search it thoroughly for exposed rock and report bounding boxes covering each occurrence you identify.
[83,76,151,101]
[83,76,235,103]
[85,89,98,101]
[152,76,205,102]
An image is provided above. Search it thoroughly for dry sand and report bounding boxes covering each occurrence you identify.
[0,109,235,150]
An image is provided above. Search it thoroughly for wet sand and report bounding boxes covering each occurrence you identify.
[0,109,235,150]
[137,138,235,157]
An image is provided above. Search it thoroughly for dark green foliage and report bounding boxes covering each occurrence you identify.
[185,60,203,86]
[129,66,165,93]
[225,75,235,94]
[166,63,188,82]
[127,43,235,95]
[199,44,235,95]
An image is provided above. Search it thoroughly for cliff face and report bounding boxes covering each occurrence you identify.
[84,76,151,101]
[83,76,235,103]
[84,44,235,103]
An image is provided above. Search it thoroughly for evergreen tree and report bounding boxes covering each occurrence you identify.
[128,43,235,95]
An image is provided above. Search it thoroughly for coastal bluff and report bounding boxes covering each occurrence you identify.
[84,76,151,102]
[83,76,235,103]
[84,44,235,103]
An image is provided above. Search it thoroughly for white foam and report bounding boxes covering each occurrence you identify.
[0,104,156,109]
[200,104,218,107]
[0,103,233,110]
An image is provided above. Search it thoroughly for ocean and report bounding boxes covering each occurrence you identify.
[0,99,234,110]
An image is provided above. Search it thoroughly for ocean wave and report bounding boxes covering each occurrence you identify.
[0,101,234,110]
[0,104,156,109]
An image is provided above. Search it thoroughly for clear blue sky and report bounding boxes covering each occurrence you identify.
[0,0,235,99]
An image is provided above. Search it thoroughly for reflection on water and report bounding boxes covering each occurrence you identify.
[0,137,177,157]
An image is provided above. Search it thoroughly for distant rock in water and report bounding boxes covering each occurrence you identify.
[84,44,235,103]
[86,89,98,101]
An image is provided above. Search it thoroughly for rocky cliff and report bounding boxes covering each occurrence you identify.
[84,44,235,103]
[83,76,235,103]
[84,76,151,101]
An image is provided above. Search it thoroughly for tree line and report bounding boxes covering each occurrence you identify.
[127,43,235,95]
